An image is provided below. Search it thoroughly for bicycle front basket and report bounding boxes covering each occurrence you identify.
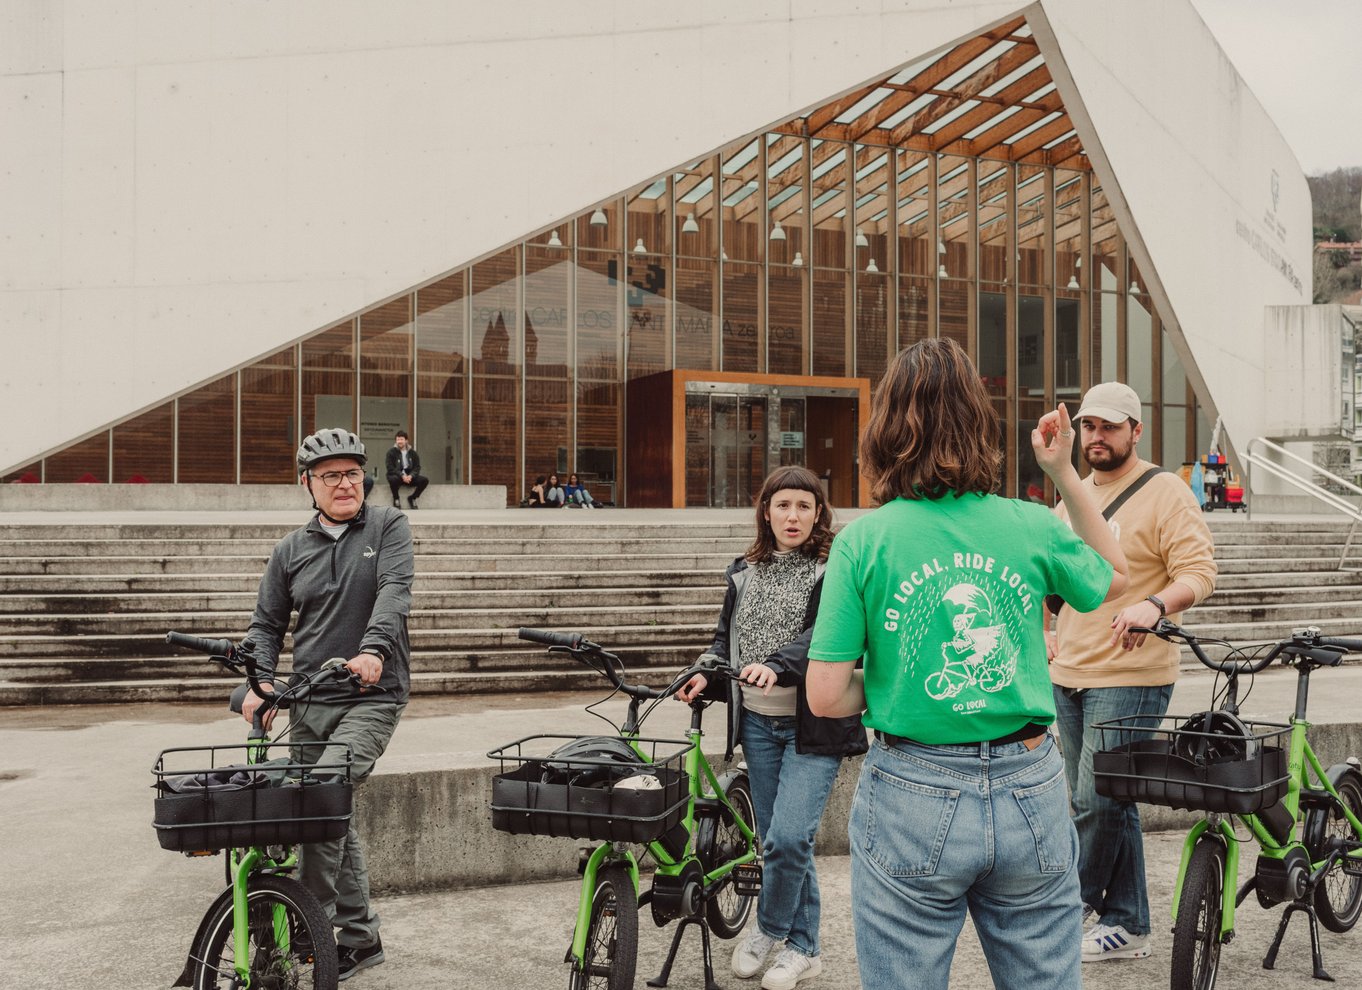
[488,734,693,843]
[1092,714,1291,815]
[151,744,353,851]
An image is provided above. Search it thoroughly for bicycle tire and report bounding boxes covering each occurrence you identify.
[1170,838,1225,990]
[569,862,637,990]
[1313,772,1362,932]
[697,774,758,939]
[193,874,338,990]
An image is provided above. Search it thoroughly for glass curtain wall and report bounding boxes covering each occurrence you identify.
[22,128,1204,499]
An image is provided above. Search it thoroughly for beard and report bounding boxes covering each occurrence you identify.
[1083,441,1135,472]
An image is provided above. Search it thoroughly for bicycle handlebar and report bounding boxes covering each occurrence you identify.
[1137,619,1361,675]
[517,626,735,701]
[166,631,236,659]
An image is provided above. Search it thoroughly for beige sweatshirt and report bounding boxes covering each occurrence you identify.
[1049,458,1217,688]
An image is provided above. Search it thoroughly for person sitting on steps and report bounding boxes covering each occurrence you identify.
[384,431,429,510]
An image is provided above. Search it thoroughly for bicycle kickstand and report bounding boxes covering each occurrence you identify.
[1262,900,1333,982]
[648,916,721,990]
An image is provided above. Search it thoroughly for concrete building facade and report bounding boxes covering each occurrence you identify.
[0,1,1318,506]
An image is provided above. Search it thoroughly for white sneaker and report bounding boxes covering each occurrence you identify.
[761,947,823,990]
[731,929,781,979]
[1082,923,1151,961]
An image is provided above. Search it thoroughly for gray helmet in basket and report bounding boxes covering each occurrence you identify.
[542,735,645,787]
[297,428,367,470]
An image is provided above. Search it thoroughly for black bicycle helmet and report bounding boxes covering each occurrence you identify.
[541,735,645,787]
[1174,710,1258,765]
[297,428,367,470]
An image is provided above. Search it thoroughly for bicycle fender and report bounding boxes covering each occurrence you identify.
[173,885,235,986]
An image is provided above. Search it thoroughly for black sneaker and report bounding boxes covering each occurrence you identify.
[337,937,385,980]
[407,497,419,509]
[392,497,400,508]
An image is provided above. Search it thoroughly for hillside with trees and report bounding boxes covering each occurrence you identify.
[1310,167,1362,303]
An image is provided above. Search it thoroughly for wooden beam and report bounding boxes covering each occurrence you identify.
[1007,115,1076,159]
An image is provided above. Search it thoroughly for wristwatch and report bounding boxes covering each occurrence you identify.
[1145,594,1167,616]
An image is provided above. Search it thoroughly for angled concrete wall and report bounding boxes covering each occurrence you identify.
[2,0,1309,476]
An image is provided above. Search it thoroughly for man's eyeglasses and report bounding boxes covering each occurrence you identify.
[312,469,366,488]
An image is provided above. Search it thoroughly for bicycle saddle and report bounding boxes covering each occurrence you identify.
[1174,710,1258,765]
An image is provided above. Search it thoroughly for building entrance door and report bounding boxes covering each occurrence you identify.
[685,393,768,507]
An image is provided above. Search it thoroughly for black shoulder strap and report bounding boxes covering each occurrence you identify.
[1100,466,1165,521]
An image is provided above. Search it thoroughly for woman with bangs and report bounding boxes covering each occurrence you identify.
[805,338,1128,990]
[676,465,867,990]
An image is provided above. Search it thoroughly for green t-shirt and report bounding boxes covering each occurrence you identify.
[809,493,1112,744]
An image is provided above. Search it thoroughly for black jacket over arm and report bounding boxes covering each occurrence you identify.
[385,446,422,478]
[700,556,867,760]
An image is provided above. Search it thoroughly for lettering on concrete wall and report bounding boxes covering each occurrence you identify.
[1235,218,1302,296]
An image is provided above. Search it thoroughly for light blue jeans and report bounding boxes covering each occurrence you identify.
[1052,682,1174,935]
[849,734,1082,990]
[739,708,842,957]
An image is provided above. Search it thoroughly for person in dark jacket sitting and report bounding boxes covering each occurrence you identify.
[676,465,866,990]
[384,431,429,509]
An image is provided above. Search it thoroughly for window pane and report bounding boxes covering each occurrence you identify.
[302,321,355,436]
[938,154,970,280]
[768,133,806,267]
[524,245,571,484]
[855,270,889,385]
[979,291,1007,398]
[897,150,932,277]
[112,402,174,483]
[898,278,930,352]
[1,461,41,484]
[625,251,668,379]
[722,262,760,373]
[240,347,297,483]
[416,272,468,485]
[977,161,1010,285]
[675,158,716,259]
[577,253,621,381]
[768,266,806,375]
[675,258,718,370]
[46,433,108,483]
[470,248,521,496]
[721,136,762,264]
[178,373,236,483]
[811,141,848,269]
[1055,297,1080,404]
[1017,164,1046,287]
[1019,295,1043,396]
[812,269,847,376]
[359,296,414,467]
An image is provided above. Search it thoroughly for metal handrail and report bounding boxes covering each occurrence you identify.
[1244,437,1362,571]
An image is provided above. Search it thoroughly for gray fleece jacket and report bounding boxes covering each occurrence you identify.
[244,504,414,704]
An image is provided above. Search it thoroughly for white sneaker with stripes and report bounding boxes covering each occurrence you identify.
[1081,923,1151,961]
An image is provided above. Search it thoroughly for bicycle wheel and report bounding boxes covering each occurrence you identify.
[569,862,637,990]
[193,874,337,990]
[698,774,758,938]
[1170,839,1225,990]
[1314,773,1362,932]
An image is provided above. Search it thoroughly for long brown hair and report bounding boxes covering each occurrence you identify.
[744,465,834,563]
[861,337,1002,503]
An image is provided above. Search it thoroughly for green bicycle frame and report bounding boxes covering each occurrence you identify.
[1172,717,1362,935]
[569,723,759,967]
[225,729,301,985]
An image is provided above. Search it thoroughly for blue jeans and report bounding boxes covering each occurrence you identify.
[739,709,841,956]
[1052,682,1174,935]
[849,735,1082,990]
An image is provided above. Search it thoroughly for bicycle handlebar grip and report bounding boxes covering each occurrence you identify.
[1320,638,1362,653]
[517,627,583,649]
[166,631,235,657]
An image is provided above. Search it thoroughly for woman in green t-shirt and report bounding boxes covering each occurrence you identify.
[806,337,1128,990]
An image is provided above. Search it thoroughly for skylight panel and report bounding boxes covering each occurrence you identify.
[964,105,1022,140]
[939,40,1016,90]
[980,55,1045,98]
[880,94,938,131]
[836,87,895,124]
[1005,111,1062,144]
[922,100,981,135]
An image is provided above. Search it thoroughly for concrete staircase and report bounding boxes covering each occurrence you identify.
[1,515,1359,705]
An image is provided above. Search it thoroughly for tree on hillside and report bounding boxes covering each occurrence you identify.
[1309,167,1362,243]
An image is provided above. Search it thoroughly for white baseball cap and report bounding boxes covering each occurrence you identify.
[1075,381,1142,424]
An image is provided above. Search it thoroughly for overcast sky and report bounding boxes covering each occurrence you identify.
[1190,0,1361,175]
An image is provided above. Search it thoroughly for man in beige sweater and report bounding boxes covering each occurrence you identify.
[1046,382,1217,964]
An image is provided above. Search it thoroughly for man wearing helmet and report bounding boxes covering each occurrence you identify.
[240,427,414,980]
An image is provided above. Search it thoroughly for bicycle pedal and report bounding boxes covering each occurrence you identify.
[731,862,762,896]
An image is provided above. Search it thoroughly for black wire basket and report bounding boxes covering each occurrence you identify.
[152,744,353,851]
[488,734,693,843]
[1092,714,1291,815]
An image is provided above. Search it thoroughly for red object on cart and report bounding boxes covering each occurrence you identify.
[1226,485,1245,511]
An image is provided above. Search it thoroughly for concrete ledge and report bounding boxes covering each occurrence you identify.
[0,483,507,512]
[359,722,1362,894]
